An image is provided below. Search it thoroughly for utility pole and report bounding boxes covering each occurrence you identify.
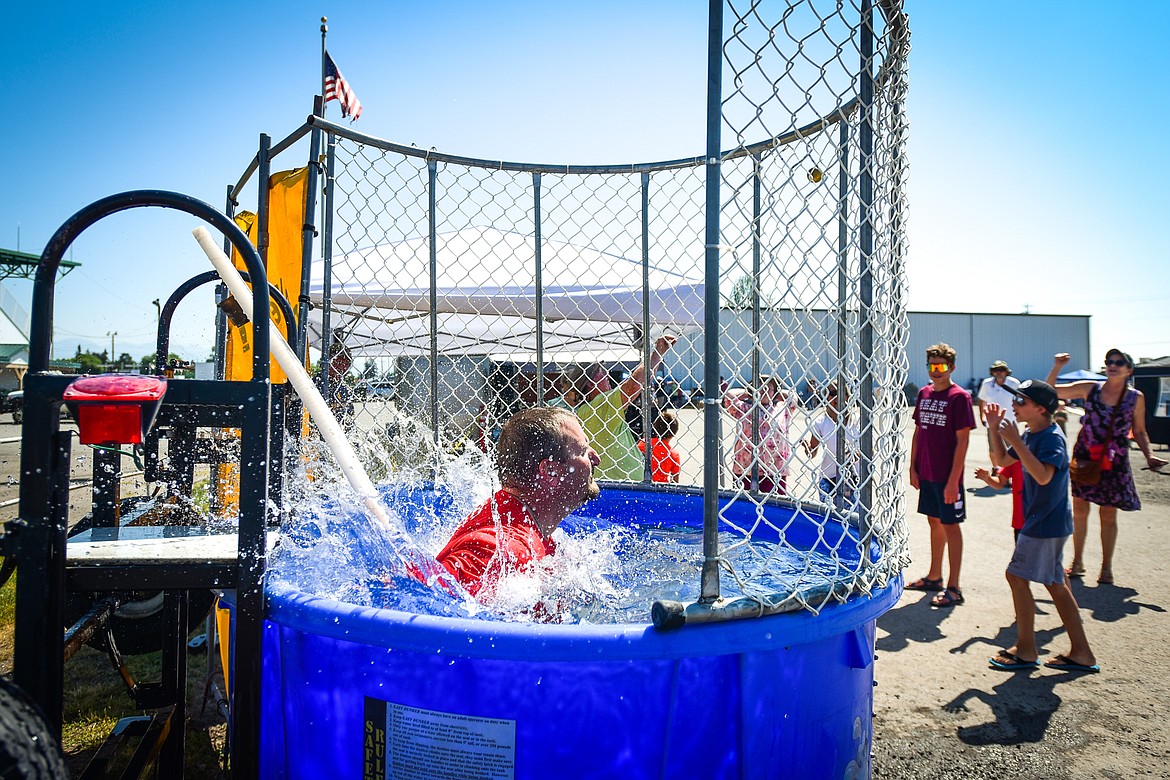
[107,331,117,370]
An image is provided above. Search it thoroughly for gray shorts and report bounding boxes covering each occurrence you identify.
[1006,534,1068,585]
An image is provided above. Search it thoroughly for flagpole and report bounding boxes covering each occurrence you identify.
[320,16,328,117]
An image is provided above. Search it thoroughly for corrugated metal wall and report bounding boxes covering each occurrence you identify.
[663,310,1090,394]
[905,312,1091,393]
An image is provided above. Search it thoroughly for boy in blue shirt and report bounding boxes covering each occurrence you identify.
[985,380,1098,673]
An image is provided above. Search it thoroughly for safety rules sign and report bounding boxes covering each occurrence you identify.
[364,698,516,780]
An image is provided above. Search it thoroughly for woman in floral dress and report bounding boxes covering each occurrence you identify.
[1048,349,1167,584]
[723,375,795,495]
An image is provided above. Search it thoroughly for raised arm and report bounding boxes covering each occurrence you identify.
[723,387,749,417]
[618,334,678,409]
[1047,352,1095,401]
[986,402,1018,471]
[1044,352,1069,386]
[993,407,1055,485]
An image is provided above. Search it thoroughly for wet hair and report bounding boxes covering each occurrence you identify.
[926,343,957,364]
[495,407,575,488]
[651,409,679,440]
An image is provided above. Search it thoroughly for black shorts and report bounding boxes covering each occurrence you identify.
[918,479,966,524]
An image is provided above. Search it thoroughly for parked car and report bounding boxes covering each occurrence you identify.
[8,390,23,423]
[7,390,71,424]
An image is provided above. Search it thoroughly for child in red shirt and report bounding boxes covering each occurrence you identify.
[974,461,1024,541]
[638,409,682,484]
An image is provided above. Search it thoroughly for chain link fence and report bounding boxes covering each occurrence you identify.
[294,0,910,611]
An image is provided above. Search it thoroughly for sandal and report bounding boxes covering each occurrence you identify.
[1065,562,1086,578]
[988,650,1039,671]
[931,587,964,607]
[905,576,944,592]
[1097,568,1114,585]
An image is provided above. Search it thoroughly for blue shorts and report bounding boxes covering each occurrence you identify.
[918,479,966,524]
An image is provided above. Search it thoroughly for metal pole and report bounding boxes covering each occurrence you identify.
[835,121,850,512]
[319,134,337,399]
[700,0,724,603]
[858,0,875,538]
[13,429,70,734]
[534,172,544,406]
[641,172,652,483]
[296,95,324,363]
[214,186,233,381]
[321,17,329,117]
[257,135,271,270]
[428,160,440,447]
[256,134,286,521]
[750,155,762,493]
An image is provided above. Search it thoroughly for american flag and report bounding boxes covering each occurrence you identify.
[324,52,363,120]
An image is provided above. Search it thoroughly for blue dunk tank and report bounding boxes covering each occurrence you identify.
[217,2,911,776]
[230,487,900,780]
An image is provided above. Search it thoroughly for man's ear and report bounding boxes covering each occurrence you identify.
[536,457,561,485]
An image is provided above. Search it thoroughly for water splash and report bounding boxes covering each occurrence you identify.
[267,405,852,625]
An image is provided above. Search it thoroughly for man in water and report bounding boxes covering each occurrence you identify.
[436,407,601,598]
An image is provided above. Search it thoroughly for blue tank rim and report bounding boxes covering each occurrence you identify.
[261,577,902,663]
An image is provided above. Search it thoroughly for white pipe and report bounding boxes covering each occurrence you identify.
[192,226,393,531]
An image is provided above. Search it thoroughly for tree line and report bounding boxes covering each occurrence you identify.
[55,346,188,375]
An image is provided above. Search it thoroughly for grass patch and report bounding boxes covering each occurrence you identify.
[0,575,14,675]
[1,572,226,776]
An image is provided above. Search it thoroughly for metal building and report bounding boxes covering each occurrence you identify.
[662,309,1090,397]
[904,311,1090,393]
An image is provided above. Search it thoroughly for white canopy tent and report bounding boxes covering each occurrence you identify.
[307,226,704,360]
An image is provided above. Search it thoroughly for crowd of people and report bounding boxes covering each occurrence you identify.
[426,336,1166,655]
[903,342,1166,674]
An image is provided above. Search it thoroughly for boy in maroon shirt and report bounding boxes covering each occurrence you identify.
[907,343,976,607]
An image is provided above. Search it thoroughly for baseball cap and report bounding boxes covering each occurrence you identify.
[1104,348,1134,368]
[1008,379,1059,414]
[989,360,1011,373]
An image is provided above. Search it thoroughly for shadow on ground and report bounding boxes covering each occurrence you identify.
[1068,579,1165,623]
[876,594,965,653]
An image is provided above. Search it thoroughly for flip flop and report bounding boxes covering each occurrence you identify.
[931,587,964,607]
[1065,564,1086,578]
[905,576,944,592]
[989,651,1039,671]
[1044,654,1100,673]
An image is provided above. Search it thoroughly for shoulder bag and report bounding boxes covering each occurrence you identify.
[1069,389,1125,486]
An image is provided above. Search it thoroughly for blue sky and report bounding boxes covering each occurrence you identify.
[3,1,1167,365]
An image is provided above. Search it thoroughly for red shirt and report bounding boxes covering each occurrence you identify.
[638,438,682,483]
[1000,460,1025,530]
[435,490,556,597]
